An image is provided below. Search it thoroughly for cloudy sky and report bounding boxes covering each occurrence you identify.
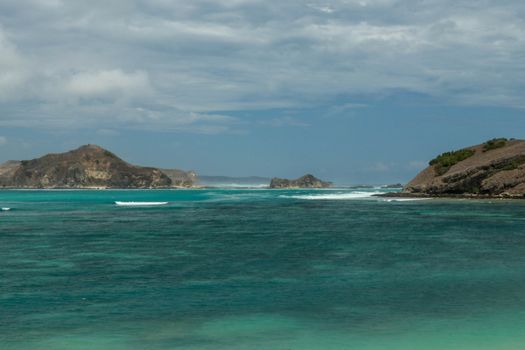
[0,0,524,183]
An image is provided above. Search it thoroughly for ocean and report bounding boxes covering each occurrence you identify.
[2,188,525,349]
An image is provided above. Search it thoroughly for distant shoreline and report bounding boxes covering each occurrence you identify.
[0,186,390,191]
[0,186,204,190]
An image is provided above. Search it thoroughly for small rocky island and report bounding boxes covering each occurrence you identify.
[269,174,332,189]
[399,138,525,198]
[0,144,196,189]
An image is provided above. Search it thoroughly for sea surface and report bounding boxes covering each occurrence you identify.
[2,188,525,349]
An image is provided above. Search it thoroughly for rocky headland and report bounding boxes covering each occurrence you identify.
[0,145,196,189]
[269,174,332,189]
[395,138,525,198]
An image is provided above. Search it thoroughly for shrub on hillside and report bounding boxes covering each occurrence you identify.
[483,138,508,152]
[429,149,476,176]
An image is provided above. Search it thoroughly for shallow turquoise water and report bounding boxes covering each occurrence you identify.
[2,189,525,349]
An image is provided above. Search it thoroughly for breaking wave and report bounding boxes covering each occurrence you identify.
[382,198,432,202]
[115,201,168,206]
[280,191,385,200]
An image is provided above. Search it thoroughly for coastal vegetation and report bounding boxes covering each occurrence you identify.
[482,138,508,152]
[429,148,476,175]
[404,138,525,198]
[500,156,525,171]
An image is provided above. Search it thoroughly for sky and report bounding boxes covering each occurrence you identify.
[0,0,524,184]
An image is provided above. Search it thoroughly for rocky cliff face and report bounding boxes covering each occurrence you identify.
[270,174,332,189]
[0,160,21,183]
[160,168,197,187]
[0,145,187,189]
[404,138,525,198]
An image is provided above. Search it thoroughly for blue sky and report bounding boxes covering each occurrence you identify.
[0,0,524,184]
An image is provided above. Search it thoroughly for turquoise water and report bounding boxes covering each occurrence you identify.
[2,188,525,349]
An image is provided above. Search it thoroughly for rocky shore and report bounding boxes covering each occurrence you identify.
[393,138,525,199]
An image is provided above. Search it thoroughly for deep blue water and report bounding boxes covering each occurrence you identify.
[2,189,525,349]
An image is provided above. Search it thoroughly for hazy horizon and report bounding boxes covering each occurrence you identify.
[1,1,524,184]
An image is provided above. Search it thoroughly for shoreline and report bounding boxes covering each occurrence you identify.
[376,192,525,200]
[0,186,384,191]
[0,186,204,190]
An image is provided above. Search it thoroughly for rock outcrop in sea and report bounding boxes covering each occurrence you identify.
[0,144,195,189]
[402,138,525,198]
[269,174,332,189]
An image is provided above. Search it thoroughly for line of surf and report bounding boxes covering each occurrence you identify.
[115,201,168,206]
[279,191,385,200]
[382,198,433,202]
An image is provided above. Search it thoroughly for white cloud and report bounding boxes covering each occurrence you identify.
[66,69,150,99]
[0,0,524,132]
[0,29,30,101]
[307,4,335,13]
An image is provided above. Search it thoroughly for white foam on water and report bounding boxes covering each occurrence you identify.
[115,201,168,206]
[1,207,11,211]
[280,191,385,200]
[383,198,432,202]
